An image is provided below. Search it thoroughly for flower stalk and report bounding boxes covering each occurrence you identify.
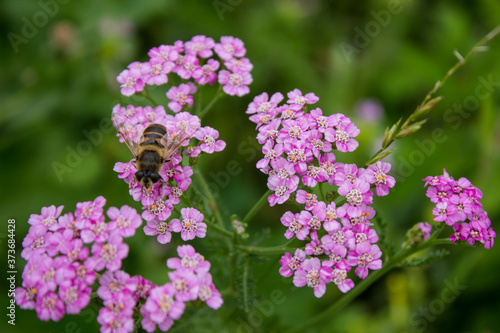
[198,85,223,119]
[192,167,228,231]
[242,189,273,225]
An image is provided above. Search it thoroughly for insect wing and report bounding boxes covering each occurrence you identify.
[113,116,142,158]
[162,126,197,161]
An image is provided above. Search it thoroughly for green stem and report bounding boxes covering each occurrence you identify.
[242,189,272,225]
[336,198,347,207]
[236,238,298,255]
[286,238,454,333]
[180,191,194,208]
[133,317,141,333]
[192,167,227,229]
[205,219,234,238]
[318,182,326,202]
[196,87,203,115]
[417,26,499,110]
[140,86,159,107]
[198,85,223,119]
[167,73,178,86]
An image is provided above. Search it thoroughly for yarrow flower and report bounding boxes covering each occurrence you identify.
[117,68,145,96]
[218,69,252,96]
[364,161,396,196]
[194,126,226,155]
[185,35,215,58]
[292,258,332,298]
[193,59,220,85]
[214,36,246,60]
[143,218,172,244]
[16,199,142,323]
[423,169,495,249]
[248,89,396,296]
[141,283,184,332]
[166,83,196,113]
[170,208,207,241]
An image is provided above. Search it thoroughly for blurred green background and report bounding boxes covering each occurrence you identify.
[1,0,500,332]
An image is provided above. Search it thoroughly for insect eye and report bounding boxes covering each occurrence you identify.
[150,173,161,183]
[135,171,144,181]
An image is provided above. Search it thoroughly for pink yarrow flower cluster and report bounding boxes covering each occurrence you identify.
[96,270,152,333]
[279,198,383,296]
[216,36,253,96]
[116,35,253,103]
[18,203,221,332]
[141,245,223,332]
[16,198,142,322]
[423,170,495,249]
[247,89,396,296]
[94,245,222,333]
[112,106,216,245]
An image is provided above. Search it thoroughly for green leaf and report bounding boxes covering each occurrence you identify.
[249,227,271,246]
[382,118,402,149]
[395,119,428,139]
[372,217,387,243]
[234,253,256,314]
[400,248,450,267]
[372,217,394,260]
[366,147,398,165]
[414,96,443,119]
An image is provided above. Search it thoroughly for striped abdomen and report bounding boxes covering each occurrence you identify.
[140,124,167,148]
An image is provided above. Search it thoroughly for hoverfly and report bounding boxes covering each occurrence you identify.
[113,116,197,189]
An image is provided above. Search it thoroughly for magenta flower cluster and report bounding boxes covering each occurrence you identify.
[96,245,222,333]
[112,106,220,244]
[16,197,141,322]
[247,89,396,297]
[116,35,253,99]
[96,271,152,332]
[17,201,222,332]
[423,170,496,249]
[141,245,223,332]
